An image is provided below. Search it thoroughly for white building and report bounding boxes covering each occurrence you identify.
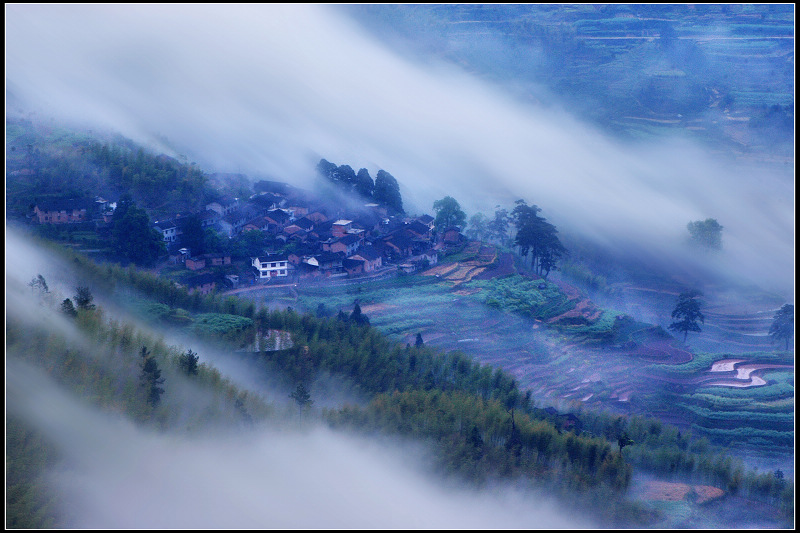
[252,254,289,280]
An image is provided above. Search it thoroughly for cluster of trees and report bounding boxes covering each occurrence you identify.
[463,200,566,279]
[109,194,166,266]
[668,290,793,351]
[511,200,567,279]
[316,158,404,213]
[16,253,794,526]
[466,207,511,245]
[88,142,209,212]
[432,196,467,231]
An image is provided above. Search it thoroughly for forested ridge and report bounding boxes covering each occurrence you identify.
[6,238,793,527]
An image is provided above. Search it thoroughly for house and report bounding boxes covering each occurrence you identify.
[34,198,93,224]
[443,226,463,245]
[305,210,329,223]
[253,180,290,196]
[263,209,292,231]
[188,253,232,270]
[383,232,414,258]
[217,208,257,238]
[350,246,383,272]
[342,258,365,276]
[252,254,290,280]
[331,219,353,237]
[404,220,432,240]
[186,256,207,271]
[308,252,344,277]
[294,261,321,279]
[248,192,285,213]
[186,273,217,295]
[328,234,361,256]
[205,195,239,217]
[293,217,315,231]
[417,214,435,229]
[154,219,180,244]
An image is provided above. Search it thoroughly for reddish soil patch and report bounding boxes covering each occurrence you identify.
[622,338,693,364]
[641,481,693,501]
[693,485,725,504]
[472,252,516,280]
[639,481,725,504]
[547,298,602,324]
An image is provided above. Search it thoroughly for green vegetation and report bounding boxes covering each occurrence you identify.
[469,275,573,320]
[7,242,795,527]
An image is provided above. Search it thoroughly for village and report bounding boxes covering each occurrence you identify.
[30,178,466,296]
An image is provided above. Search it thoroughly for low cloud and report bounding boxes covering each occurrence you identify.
[6,4,793,294]
[8,359,594,529]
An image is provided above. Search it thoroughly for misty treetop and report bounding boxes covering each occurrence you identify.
[432,196,467,232]
[511,199,566,279]
[111,194,166,266]
[769,304,793,351]
[687,218,723,250]
[316,158,404,213]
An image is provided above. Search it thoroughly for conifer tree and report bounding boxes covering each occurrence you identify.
[178,349,199,376]
[139,346,165,407]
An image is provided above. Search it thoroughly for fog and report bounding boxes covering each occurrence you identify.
[5,4,793,296]
[5,230,594,528]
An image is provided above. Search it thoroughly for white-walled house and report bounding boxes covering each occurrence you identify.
[252,254,289,280]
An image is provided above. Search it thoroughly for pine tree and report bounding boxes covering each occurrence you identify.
[139,346,165,407]
[60,298,78,317]
[178,349,199,376]
[669,290,704,342]
[289,383,313,409]
[769,304,794,350]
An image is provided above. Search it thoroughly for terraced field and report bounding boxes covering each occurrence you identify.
[276,244,794,462]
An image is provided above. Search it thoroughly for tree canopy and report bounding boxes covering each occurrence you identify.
[511,200,566,279]
[433,196,467,232]
[769,304,794,351]
[668,290,704,342]
[687,218,723,250]
[373,170,404,213]
[111,194,166,266]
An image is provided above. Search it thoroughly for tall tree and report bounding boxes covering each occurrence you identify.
[433,196,467,232]
[511,200,566,279]
[179,213,206,256]
[488,207,511,245]
[415,333,424,347]
[111,195,165,266]
[74,286,95,310]
[28,275,49,294]
[60,298,78,317]
[289,383,313,409]
[350,302,370,326]
[178,349,200,376]
[373,170,404,213]
[466,212,489,241]
[669,290,705,342]
[139,346,165,407]
[769,304,794,350]
[354,168,375,199]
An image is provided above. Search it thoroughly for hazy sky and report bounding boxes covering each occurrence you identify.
[5,4,794,295]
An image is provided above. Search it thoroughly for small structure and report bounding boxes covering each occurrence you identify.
[252,254,289,280]
[34,198,92,224]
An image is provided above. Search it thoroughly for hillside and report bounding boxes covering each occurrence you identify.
[6,231,793,528]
